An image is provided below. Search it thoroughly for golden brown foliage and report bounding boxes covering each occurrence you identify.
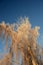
[0,17,43,65]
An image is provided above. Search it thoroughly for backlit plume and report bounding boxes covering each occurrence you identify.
[0,17,43,65]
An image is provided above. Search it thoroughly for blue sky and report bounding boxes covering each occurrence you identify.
[0,0,43,56]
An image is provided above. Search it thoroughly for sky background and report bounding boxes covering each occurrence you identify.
[0,0,43,58]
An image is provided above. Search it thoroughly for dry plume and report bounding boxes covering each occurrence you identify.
[0,17,43,65]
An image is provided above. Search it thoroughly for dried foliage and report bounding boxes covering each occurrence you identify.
[0,17,43,65]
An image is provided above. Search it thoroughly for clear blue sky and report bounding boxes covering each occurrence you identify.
[0,0,43,56]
